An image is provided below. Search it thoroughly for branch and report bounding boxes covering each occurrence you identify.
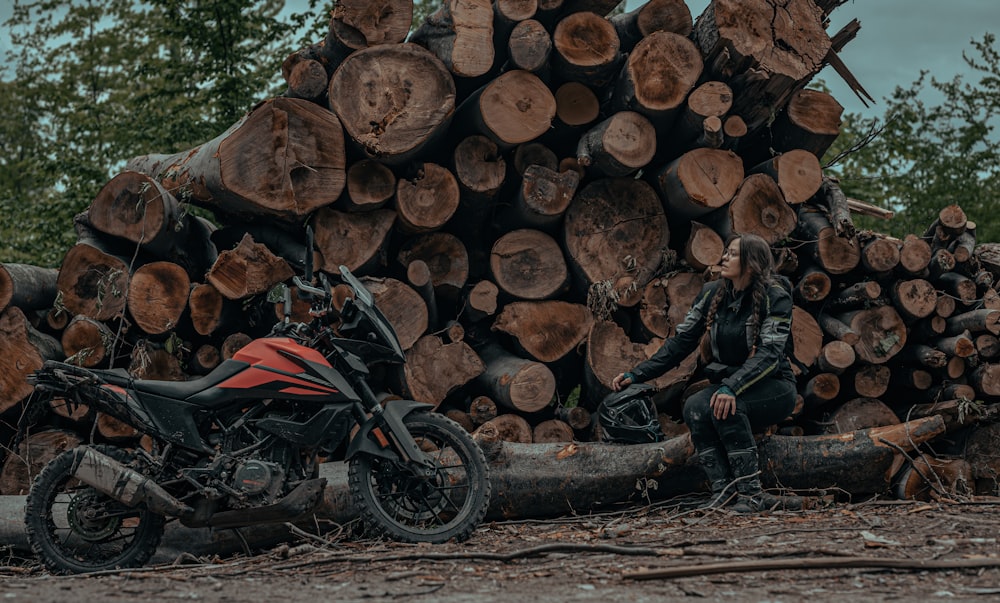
[623,556,1000,580]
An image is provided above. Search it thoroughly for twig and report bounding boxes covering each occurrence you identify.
[623,556,1000,580]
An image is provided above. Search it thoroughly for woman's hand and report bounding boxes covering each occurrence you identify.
[611,372,633,392]
[710,386,737,420]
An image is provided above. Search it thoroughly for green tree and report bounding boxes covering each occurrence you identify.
[0,0,328,266]
[826,34,1000,242]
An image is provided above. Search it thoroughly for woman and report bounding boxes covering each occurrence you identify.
[611,233,798,512]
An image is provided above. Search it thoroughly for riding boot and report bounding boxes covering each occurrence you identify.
[696,446,735,509]
[727,448,802,513]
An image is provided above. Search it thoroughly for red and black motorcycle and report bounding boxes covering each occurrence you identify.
[20,265,491,574]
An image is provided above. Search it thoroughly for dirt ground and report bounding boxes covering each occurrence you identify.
[3,496,1000,603]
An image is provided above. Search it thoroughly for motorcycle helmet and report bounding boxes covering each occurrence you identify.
[597,383,664,444]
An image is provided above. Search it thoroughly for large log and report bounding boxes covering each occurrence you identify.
[498,164,579,232]
[611,31,702,130]
[329,43,455,165]
[575,111,656,177]
[796,208,860,274]
[770,88,844,160]
[403,335,485,409]
[507,19,551,74]
[127,261,191,335]
[492,300,593,363]
[610,0,693,52]
[490,229,568,300]
[692,0,830,134]
[563,178,669,292]
[397,232,470,299]
[61,315,114,368]
[395,162,460,233]
[454,69,556,150]
[56,243,131,321]
[551,11,622,89]
[820,398,899,434]
[0,430,82,495]
[452,136,505,203]
[327,0,412,53]
[360,277,429,352]
[747,149,823,205]
[705,173,797,245]
[313,207,396,274]
[127,98,346,223]
[839,306,908,364]
[0,263,59,314]
[653,148,744,220]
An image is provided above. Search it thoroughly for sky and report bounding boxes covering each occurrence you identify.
[1,0,997,120]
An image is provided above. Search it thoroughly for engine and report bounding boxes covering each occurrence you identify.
[229,459,285,508]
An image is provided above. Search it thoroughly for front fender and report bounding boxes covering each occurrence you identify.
[346,400,434,462]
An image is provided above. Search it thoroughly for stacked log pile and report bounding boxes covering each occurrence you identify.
[2,0,999,504]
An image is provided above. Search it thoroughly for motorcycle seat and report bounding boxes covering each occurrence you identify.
[129,360,250,400]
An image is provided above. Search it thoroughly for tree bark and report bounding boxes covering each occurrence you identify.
[0,263,59,314]
[127,98,346,223]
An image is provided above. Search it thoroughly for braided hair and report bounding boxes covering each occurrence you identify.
[703,234,777,359]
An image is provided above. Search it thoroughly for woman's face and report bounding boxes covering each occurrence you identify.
[720,239,742,280]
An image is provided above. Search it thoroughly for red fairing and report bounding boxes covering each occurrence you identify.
[233,338,332,371]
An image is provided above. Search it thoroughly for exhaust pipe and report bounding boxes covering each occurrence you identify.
[71,446,192,517]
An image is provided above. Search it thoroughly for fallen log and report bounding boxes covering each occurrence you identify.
[0,263,59,314]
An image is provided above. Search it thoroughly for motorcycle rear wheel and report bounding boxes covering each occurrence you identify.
[349,412,491,543]
[25,445,165,574]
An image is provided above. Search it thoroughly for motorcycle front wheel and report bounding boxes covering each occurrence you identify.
[25,446,165,574]
[349,412,491,543]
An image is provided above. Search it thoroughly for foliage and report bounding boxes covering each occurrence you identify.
[826,34,1000,242]
[0,0,329,266]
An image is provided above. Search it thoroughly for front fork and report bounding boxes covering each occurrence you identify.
[346,375,438,476]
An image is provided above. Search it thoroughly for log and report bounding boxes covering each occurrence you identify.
[705,173,797,245]
[492,300,593,363]
[669,81,733,147]
[406,260,438,332]
[129,345,184,381]
[0,307,62,413]
[188,344,221,376]
[794,267,832,304]
[469,395,498,425]
[890,278,937,321]
[551,11,622,89]
[0,430,82,495]
[360,277,429,352]
[692,0,830,134]
[206,233,294,300]
[313,207,396,274]
[328,43,455,165]
[554,404,591,431]
[283,58,328,101]
[221,333,252,360]
[532,419,575,443]
[476,342,555,413]
[507,19,551,73]
[445,409,475,433]
[964,422,1000,494]
[791,306,823,370]
[611,31,702,129]
[342,160,396,211]
[899,234,933,275]
[770,88,844,161]
[609,0,693,52]
[454,69,555,149]
[970,363,1000,397]
[826,280,883,313]
[97,412,142,441]
[403,335,485,409]
[452,136,505,202]
[847,365,891,400]
[409,0,494,78]
[56,243,131,321]
[575,111,656,177]
[490,229,569,301]
[499,164,579,232]
[0,263,59,313]
[945,309,1000,336]
[796,208,860,275]
[653,148,744,220]
[803,373,840,408]
[127,98,346,222]
[894,456,973,501]
[936,272,978,305]
[820,397,897,434]
[563,178,668,292]
[127,261,191,335]
[327,0,412,50]
[908,398,998,431]
[840,306,907,364]
[637,271,704,340]
[475,414,533,443]
[748,149,823,206]
[683,222,724,272]
[398,232,470,299]
[815,340,856,375]
[934,330,975,358]
[188,282,235,337]
[395,162,460,233]
[465,280,499,323]
[895,344,948,369]
[62,315,114,368]
[817,311,859,345]
[975,333,1000,359]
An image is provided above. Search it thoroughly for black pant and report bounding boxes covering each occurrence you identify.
[682,376,797,452]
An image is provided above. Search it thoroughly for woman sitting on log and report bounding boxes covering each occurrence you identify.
[612,233,800,513]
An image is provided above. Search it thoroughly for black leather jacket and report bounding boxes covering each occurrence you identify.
[630,277,795,396]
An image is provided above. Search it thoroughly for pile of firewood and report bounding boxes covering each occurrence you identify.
[1,0,999,502]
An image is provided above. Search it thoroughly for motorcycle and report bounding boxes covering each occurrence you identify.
[19,263,492,574]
